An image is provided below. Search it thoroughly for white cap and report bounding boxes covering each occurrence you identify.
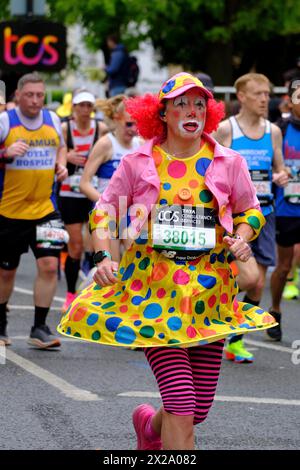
[72,91,95,105]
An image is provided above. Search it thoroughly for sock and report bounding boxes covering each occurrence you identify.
[144,416,160,440]
[65,256,81,293]
[84,251,94,271]
[34,306,49,328]
[229,295,260,345]
[0,302,8,330]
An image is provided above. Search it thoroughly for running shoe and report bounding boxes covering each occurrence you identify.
[62,292,77,312]
[28,325,61,349]
[132,404,162,450]
[225,339,254,363]
[266,311,282,341]
[283,283,299,300]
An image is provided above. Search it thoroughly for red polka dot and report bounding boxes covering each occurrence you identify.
[233,298,239,312]
[263,314,275,324]
[173,269,190,285]
[103,289,115,298]
[204,262,214,272]
[130,280,143,291]
[121,292,129,302]
[146,246,154,254]
[167,160,187,178]
[186,325,197,338]
[180,296,192,314]
[152,262,169,281]
[119,305,128,313]
[155,318,163,323]
[220,293,228,304]
[157,288,166,298]
[80,291,93,299]
[189,179,199,188]
[208,295,217,308]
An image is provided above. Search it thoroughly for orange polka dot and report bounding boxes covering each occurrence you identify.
[72,307,88,322]
[121,292,129,302]
[180,296,192,314]
[198,328,217,337]
[263,314,276,324]
[152,150,163,167]
[173,194,194,205]
[189,179,199,188]
[80,291,93,300]
[151,262,169,281]
[217,268,230,286]
[129,314,140,320]
[204,262,214,272]
[192,288,200,297]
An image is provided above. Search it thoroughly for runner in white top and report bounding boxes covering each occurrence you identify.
[80,95,142,261]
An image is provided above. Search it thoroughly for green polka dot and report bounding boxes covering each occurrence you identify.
[195,300,205,314]
[92,330,101,340]
[247,215,260,229]
[139,326,155,338]
[242,303,253,311]
[74,332,81,337]
[139,257,150,270]
[199,189,213,203]
[101,301,115,309]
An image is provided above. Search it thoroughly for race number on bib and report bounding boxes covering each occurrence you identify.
[250,169,272,206]
[284,165,300,204]
[152,205,216,259]
[36,219,69,250]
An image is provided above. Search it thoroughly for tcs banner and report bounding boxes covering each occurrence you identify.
[0,20,66,72]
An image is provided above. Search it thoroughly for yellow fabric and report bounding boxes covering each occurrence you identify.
[1,121,60,219]
[58,143,276,348]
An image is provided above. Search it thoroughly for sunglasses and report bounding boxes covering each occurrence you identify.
[125,121,136,128]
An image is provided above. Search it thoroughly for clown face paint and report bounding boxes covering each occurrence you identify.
[165,89,207,140]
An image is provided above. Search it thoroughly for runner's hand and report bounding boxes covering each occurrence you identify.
[67,150,86,166]
[6,141,29,157]
[93,258,119,287]
[223,235,251,262]
[272,170,289,187]
[55,163,68,182]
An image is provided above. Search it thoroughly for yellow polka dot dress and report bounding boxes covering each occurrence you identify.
[57,143,276,348]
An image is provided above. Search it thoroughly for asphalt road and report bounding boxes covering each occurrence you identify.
[1,251,300,450]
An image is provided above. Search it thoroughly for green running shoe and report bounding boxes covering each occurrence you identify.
[225,339,254,363]
[282,283,299,300]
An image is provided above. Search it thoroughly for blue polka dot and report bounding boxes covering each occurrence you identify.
[91,302,101,306]
[132,296,144,306]
[115,326,136,344]
[210,253,217,264]
[121,263,135,281]
[196,157,212,176]
[66,327,71,335]
[143,303,162,319]
[136,251,142,259]
[168,307,175,313]
[163,183,171,190]
[197,274,217,289]
[87,314,99,326]
[167,317,182,331]
[135,232,148,244]
[104,311,116,315]
[144,288,152,300]
[162,79,175,94]
[171,290,177,298]
[239,323,252,329]
[160,199,168,205]
[204,316,211,326]
[192,317,196,324]
[120,267,125,274]
[217,250,225,263]
[255,308,265,315]
[158,333,165,339]
[105,317,122,332]
[189,265,196,271]
[134,320,142,326]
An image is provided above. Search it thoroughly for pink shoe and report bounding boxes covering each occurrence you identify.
[62,292,77,312]
[132,404,162,450]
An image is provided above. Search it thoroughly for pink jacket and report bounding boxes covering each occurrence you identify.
[95,132,261,234]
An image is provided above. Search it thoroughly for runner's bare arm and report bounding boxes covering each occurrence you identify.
[271,124,290,186]
[55,144,68,181]
[212,119,232,147]
[80,135,112,202]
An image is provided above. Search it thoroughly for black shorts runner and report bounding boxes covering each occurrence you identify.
[276,216,300,247]
[0,211,63,270]
[58,196,93,225]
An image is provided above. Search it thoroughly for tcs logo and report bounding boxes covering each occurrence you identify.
[4,26,58,66]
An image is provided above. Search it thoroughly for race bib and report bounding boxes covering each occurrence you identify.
[36,219,69,250]
[69,171,82,193]
[284,165,300,204]
[250,169,273,206]
[152,205,216,260]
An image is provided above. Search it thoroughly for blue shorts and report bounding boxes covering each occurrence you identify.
[250,212,276,267]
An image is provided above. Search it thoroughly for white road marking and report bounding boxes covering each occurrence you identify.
[5,349,102,402]
[14,286,64,303]
[11,335,79,343]
[244,338,294,354]
[8,305,62,311]
[118,391,300,406]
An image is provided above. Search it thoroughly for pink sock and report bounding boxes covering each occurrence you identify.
[144,416,160,440]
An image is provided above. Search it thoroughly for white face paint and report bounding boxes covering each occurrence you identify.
[173,95,206,135]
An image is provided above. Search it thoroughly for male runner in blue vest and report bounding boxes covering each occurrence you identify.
[214,73,288,361]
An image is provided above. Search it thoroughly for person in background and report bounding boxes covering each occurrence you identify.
[104,34,129,97]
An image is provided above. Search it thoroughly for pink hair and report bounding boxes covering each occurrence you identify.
[125,93,225,140]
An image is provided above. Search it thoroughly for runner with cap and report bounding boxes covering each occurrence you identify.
[57,72,276,450]
[59,90,108,312]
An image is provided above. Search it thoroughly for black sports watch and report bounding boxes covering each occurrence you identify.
[93,250,112,265]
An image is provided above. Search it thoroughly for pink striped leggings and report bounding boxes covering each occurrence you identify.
[144,340,225,425]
